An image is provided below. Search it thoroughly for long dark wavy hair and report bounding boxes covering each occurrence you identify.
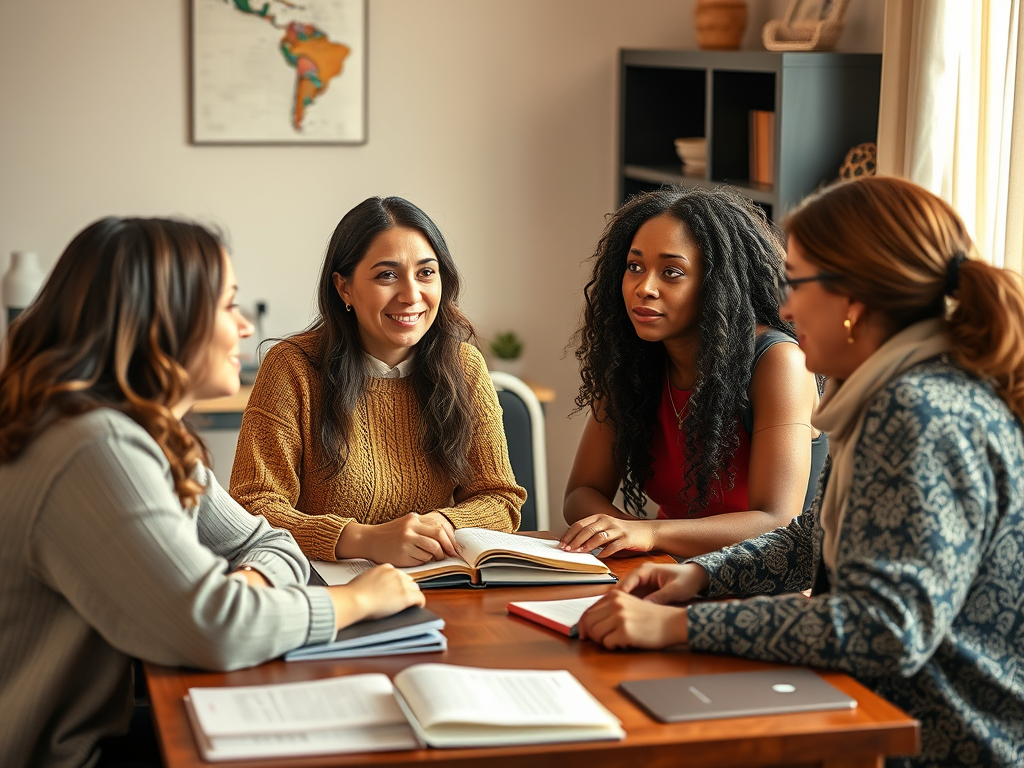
[0,217,223,507]
[574,186,790,515]
[300,196,477,482]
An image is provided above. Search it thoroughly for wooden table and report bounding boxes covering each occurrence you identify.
[145,553,918,768]
[192,379,555,416]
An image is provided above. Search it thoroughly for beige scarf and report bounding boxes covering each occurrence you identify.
[811,318,951,571]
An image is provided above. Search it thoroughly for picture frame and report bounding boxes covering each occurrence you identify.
[762,0,850,51]
[191,0,367,145]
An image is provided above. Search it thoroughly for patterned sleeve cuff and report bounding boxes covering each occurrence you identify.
[685,599,735,653]
[687,550,734,598]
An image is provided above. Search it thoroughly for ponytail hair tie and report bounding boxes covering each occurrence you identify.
[945,252,969,297]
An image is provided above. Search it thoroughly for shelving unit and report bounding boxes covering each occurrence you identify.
[619,50,882,220]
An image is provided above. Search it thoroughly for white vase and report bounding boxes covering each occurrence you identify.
[490,357,524,378]
[2,251,45,325]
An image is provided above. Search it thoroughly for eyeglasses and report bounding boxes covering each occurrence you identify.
[778,273,840,302]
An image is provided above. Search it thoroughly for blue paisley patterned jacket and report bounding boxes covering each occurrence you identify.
[688,357,1024,768]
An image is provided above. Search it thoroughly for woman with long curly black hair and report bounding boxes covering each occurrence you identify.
[560,186,823,559]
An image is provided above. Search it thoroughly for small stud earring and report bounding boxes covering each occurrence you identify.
[844,317,855,344]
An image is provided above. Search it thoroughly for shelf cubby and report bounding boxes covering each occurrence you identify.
[618,50,882,220]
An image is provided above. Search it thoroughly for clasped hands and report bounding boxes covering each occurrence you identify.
[576,561,710,650]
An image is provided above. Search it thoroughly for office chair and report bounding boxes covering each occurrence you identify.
[489,371,549,531]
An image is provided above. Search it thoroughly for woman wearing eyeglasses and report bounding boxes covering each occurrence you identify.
[560,185,824,559]
[580,176,1024,768]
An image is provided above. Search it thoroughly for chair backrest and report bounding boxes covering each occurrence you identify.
[489,371,549,531]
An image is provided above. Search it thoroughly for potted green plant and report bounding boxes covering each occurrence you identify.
[489,331,524,377]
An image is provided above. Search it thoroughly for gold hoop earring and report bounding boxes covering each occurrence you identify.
[844,317,855,344]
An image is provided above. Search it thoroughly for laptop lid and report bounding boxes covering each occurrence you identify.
[619,668,857,723]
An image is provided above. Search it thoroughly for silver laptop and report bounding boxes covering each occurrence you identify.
[620,668,858,723]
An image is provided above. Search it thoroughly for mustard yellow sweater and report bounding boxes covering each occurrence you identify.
[230,335,524,561]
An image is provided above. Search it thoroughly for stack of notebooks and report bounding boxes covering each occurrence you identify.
[284,605,446,662]
[185,663,626,761]
[313,528,615,588]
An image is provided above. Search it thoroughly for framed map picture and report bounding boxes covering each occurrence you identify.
[191,0,366,144]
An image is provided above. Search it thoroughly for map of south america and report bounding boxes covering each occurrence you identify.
[226,0,350,131]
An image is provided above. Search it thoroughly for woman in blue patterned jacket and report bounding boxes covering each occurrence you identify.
[579,176,1024,768]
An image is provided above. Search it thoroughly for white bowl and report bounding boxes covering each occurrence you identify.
[674,137,707,164]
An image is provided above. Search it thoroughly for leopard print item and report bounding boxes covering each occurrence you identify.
[840,141,877,179]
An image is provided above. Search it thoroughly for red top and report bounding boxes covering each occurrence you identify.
[644,379,751,519]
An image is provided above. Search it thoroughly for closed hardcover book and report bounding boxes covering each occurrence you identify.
[314,528,615,588]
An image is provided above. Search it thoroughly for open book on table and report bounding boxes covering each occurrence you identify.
[393,663,624,747]
[284,605,446,662]
[313,528,615,588]
[185,663,623,760]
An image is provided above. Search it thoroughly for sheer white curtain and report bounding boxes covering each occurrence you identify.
[877,0,1024,270]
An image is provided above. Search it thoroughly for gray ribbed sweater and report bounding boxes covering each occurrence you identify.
[0,409,336,768]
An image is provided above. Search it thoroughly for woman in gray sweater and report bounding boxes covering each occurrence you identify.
[0,218,425,768]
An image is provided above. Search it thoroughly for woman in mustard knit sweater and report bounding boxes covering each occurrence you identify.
[230,197,525,566]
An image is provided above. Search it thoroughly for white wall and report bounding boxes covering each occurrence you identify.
[0,0,882,530]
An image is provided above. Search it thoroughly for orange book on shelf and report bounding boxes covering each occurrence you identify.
[749,110,775,186]
[761,111,775,186]
[750,110,762,184]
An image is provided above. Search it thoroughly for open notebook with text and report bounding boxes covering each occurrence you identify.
[184,662,623,760]
[184,674,417,761]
